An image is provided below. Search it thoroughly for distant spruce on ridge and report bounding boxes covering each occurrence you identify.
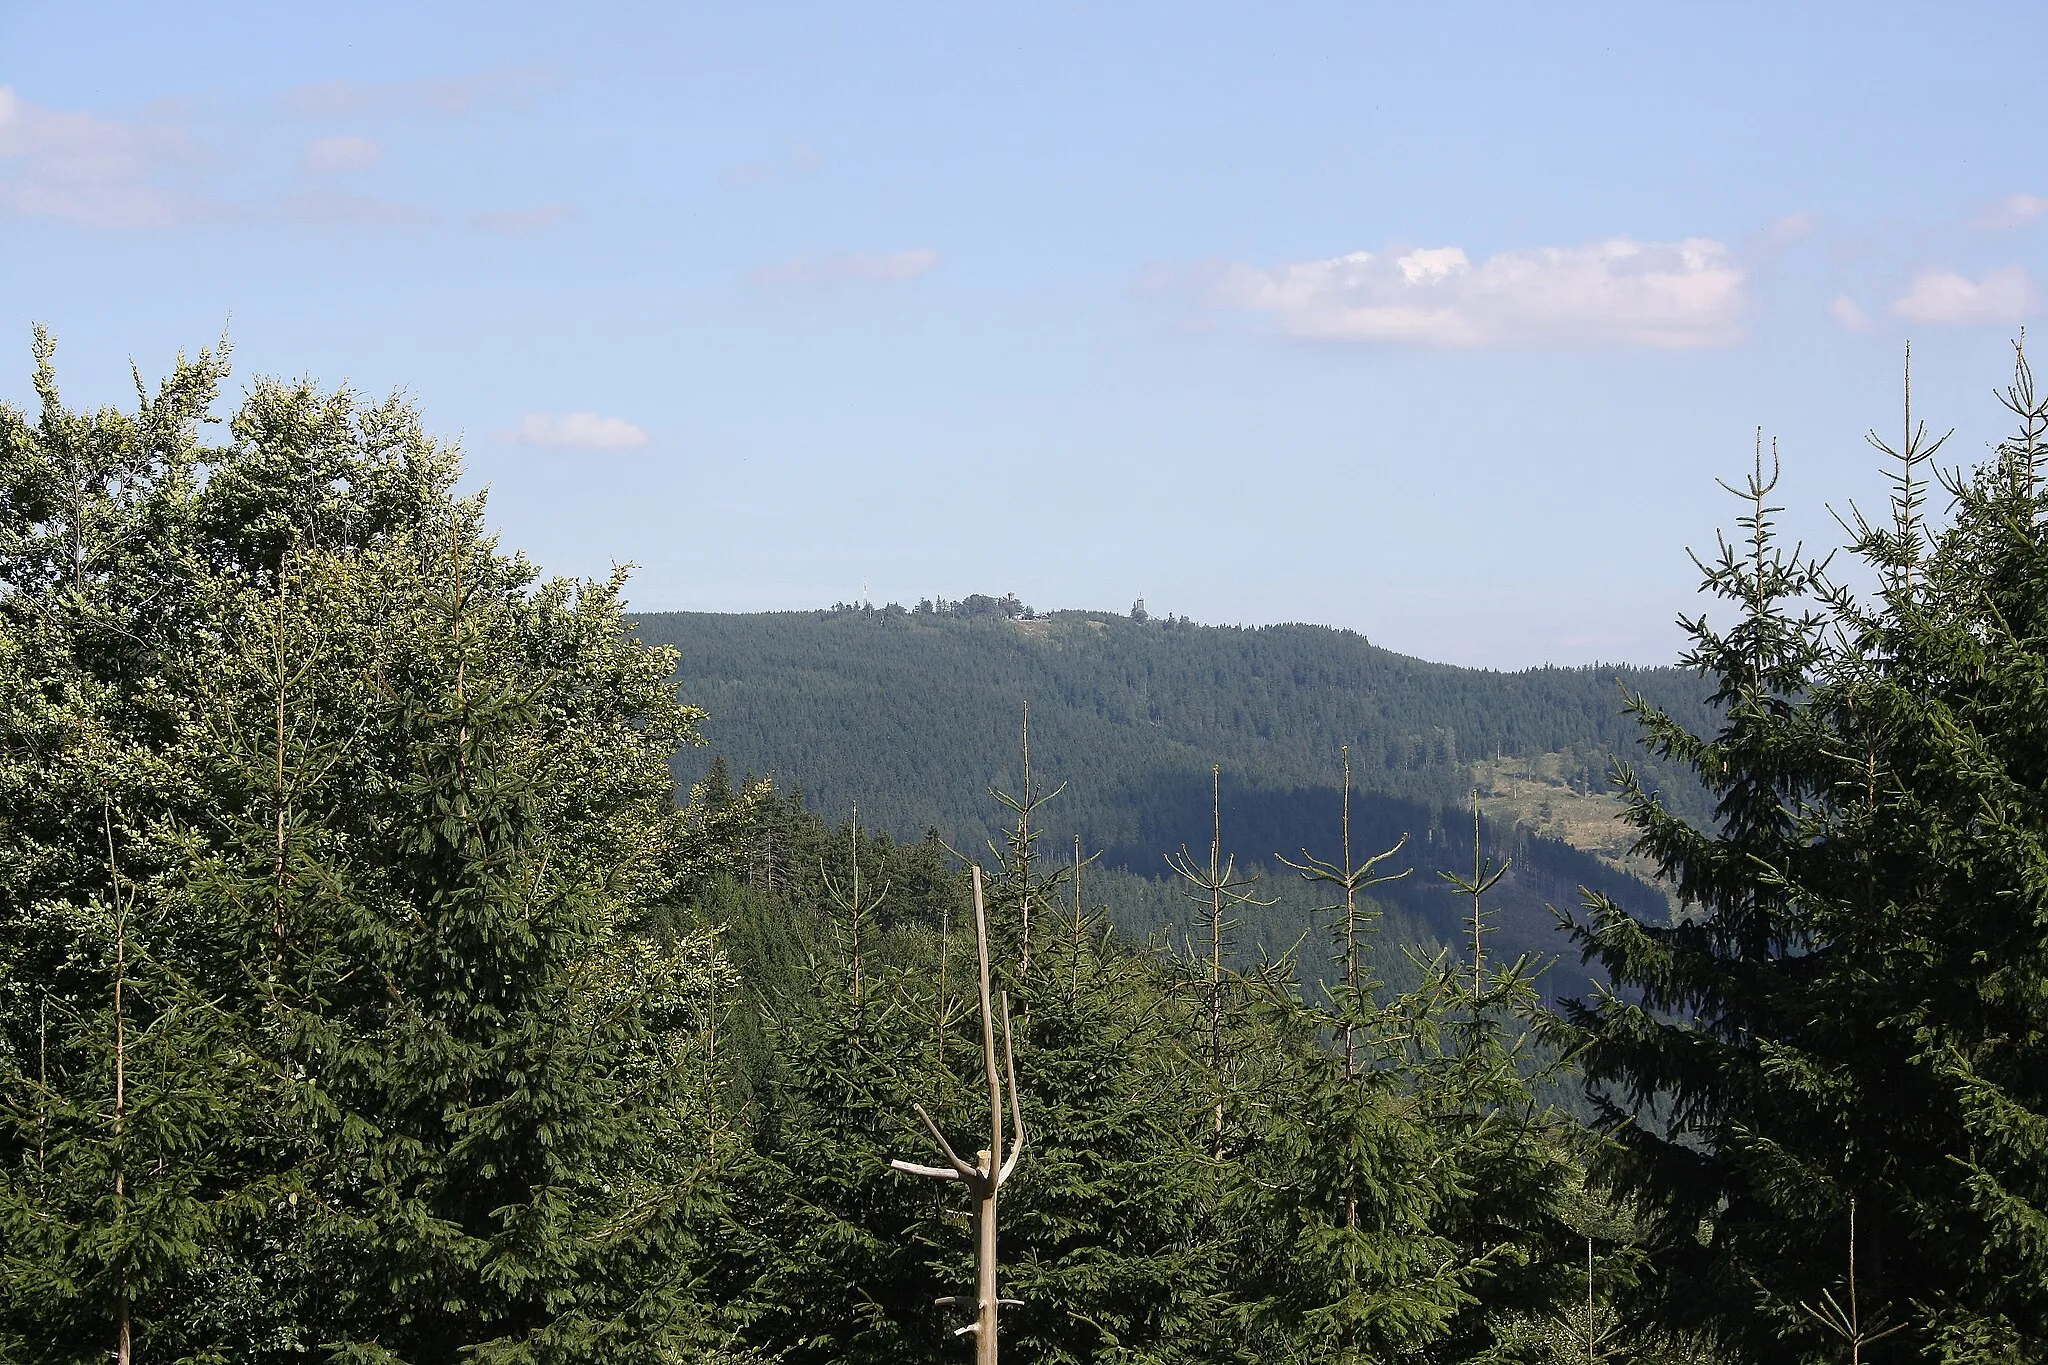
[632,603,1713,970]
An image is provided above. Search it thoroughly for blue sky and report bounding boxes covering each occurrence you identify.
[3,1,2044,667]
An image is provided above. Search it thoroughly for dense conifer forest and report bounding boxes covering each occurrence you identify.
[5,326,2048,1363]
[636,607,1712,980]
[639,602,1721,847]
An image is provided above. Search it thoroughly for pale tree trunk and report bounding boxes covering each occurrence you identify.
[974,864,1004,1363]
[888,867,1025,1362]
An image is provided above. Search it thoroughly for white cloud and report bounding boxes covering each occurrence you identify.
[0,85,204,227]
[303,134,380,172]
[1973,194,2048,231]
[472,204,572,234]
[1829,294,1874,330]
[750,247,941,287]
[1193,237,1747,347]
[1891,266,2036,325]
[512,412,649,452]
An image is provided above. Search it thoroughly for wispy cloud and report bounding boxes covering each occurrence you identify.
[0,85,207,227]
[472,204,572,234]
[303,133,380,172]
[1760,212,1817,251]
[282,190,434,228]
[1973,193,2048,231]
[511,412,648,452]
[750,247,941,288]
[1829,294,1874,331]
[1186,237,1746,347]
[1891,266,2036,325]
[281,69,557,118]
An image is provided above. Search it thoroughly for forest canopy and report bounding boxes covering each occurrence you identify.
[2,328,2047,1364]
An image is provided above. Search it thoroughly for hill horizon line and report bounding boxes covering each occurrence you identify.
[624,599,1690,678]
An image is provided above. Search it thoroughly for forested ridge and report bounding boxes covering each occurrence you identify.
[638,604,1720,846]
[6,328,2048,1364]
[636,607,1710,972]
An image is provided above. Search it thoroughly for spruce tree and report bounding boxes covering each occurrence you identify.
[1229,759,1466,1364]
[992,902,1238,1364]
[1412,795,1583,1364]
[1560,350,2048,1361]
[253,529,727,1361]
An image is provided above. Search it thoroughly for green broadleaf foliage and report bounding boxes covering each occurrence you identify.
[0,332,751,1363]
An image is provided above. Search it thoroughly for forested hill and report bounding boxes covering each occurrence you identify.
[634,603,1714,967]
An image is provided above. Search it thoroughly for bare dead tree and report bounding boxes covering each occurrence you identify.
[887,866,1026,1363]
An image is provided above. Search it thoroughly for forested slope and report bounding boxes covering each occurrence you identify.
[15,335,2048,1363]
[634,605,1711,969]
